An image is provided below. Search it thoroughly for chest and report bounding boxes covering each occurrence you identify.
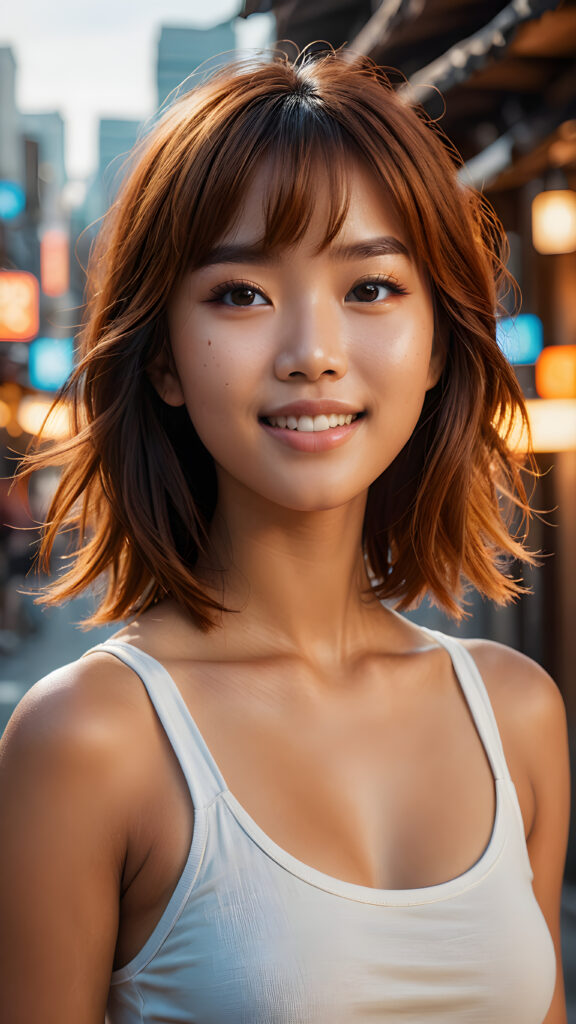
[115,650,511,971]
[109,786,555,1024]
[187,666,497,888]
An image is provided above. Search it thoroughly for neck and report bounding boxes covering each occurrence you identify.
[202,478,380,665]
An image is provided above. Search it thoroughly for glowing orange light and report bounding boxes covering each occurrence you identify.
[40,229,70,297]
[526,399,576,452]
[531,189,576,254]
[499,399,576,452]
[535,345,576,399]
[0,271,39,341]
[17,395,70,439]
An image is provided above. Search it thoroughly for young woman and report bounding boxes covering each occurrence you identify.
[0,53,570,1023]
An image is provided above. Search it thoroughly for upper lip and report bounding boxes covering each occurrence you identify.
[260,400,364,419]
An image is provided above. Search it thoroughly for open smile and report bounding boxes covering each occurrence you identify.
[261,412,362,432]
[258,407,365,452]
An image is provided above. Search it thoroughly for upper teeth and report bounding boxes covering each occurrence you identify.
[267,413,357,432]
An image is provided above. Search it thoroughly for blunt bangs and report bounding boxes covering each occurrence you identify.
[173,86,355,269]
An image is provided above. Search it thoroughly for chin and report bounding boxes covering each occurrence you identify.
[263,484,367,515]
[215,464,373,516]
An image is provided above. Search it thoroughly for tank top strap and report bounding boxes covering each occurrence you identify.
[85,639,226,808]
[420,627,510,782]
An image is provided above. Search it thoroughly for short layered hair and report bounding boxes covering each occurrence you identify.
[26,52,534,628]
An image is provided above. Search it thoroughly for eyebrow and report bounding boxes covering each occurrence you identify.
[198,235,411,268]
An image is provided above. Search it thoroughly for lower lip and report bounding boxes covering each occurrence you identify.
[259,418,363,452]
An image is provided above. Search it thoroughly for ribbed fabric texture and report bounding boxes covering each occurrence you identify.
[94,629,556,1023]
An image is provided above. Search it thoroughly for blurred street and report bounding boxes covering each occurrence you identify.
[0,588,114,734]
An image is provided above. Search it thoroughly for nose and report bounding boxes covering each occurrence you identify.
[274,299,348,382]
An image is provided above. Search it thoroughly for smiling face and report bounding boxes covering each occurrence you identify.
[160,160,442,515]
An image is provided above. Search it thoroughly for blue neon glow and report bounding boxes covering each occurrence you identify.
[496,314,543,365]
[0,181,26,221]
[28,337,74,391]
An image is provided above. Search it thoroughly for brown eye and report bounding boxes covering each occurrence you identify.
[351,282,381,302]
[346,277,406,303]
[215,285,268,307]
[229,287,257,305]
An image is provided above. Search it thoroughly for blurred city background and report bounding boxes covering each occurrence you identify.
[1,0,575,1010]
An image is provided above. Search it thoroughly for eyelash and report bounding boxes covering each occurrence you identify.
[349,275,409,300]
[208,279,269,305]
[207,274,409,306]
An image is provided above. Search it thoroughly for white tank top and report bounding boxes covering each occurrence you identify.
[94,629,556,1023]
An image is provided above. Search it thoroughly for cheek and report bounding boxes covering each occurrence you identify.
[358,315,436,468]
[173,308,270,392]
[361,311,435,394]
[172,330,263,453]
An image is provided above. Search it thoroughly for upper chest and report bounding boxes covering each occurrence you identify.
[131,647,515,883]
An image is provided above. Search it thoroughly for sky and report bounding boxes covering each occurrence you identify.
[2,0,273,181]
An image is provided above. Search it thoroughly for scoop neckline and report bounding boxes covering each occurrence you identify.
[219,778,506,906]
[102,633,509,908]
[216,630,508,905]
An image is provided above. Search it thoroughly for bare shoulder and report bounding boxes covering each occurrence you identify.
[460,638,569,805]
[0,648,156,796]
[460,637,566,726]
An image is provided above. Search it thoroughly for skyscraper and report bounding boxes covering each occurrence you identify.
[81,117,142,229]
[20,112,66,195]
[0,47,21,183]
[156,21,236,111]
[98,117,143,207]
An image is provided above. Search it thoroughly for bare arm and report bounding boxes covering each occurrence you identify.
[525,670,571,1024]
[467,641,571,1024]
[0,660,135,1024]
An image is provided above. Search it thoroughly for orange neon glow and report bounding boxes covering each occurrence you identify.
[40,229,70,297]
[0,271,39,341]
[535,345,576,399]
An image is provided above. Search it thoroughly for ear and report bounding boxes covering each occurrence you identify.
[147,347,186,407]
[425,337,447,390]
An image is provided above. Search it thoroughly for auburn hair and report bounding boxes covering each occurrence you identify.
[24,51,534,628]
